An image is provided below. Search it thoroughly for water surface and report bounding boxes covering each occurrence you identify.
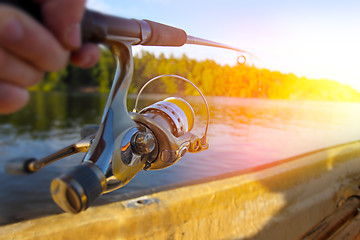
[1,92,360,224]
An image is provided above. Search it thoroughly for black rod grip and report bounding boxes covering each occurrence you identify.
[0,0,108,44]
[0,0,42,21]
[81,10,108,44]
[91,11,141,41]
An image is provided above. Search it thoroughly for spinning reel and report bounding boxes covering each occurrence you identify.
[6,72,209,214]
[3,3,250,213]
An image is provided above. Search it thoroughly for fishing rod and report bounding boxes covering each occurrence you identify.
[3,1,251,213]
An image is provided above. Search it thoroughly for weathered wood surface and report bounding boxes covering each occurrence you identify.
[1,141,360,240]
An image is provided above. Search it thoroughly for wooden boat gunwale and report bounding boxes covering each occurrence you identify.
[2,140,360,239]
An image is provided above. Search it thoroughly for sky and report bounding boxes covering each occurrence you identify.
[87,0,360,92]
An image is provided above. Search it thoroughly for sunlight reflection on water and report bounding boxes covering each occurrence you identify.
[0,92,360,224]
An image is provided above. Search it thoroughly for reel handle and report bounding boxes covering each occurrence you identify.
[4,157,37,175]
[4,139,91,175]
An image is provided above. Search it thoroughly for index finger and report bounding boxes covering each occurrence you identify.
[36,0,86,50]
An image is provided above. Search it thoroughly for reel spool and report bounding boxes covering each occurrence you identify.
[131,74,210,170]
[140,97,195,138]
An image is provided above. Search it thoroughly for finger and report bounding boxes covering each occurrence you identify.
[0,47,44,88]
[71,43,101,68]
[0,6,69,72]
[0,82,29,114]
[37,0,86,50]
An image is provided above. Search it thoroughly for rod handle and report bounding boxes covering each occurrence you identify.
[0,0,187,46]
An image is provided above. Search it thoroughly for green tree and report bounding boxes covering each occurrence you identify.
[28,50,360,102]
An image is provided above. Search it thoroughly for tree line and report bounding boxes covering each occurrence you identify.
[29,49,360,102]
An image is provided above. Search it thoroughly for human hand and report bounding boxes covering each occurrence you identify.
[0,0,100,114]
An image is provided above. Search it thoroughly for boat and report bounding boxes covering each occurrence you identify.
[1,140,360,239]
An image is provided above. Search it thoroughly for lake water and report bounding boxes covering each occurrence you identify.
[1,92,360,225]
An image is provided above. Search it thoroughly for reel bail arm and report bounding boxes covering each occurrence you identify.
[133,75,210,153]
[4,139,91,175]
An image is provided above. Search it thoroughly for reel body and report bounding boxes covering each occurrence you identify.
[50,93,208,213]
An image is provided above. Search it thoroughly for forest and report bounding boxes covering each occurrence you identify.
[29,49,360,102]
